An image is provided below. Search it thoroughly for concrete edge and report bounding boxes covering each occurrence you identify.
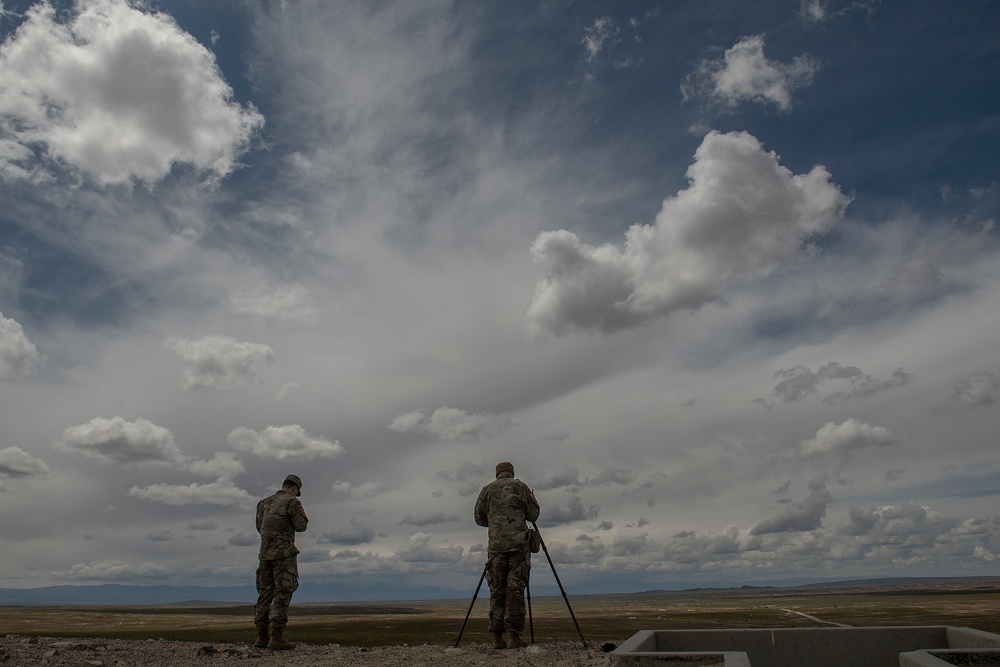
[898,652,955,667]
[613,630,658,654]
[947,626,1000,649]
[901,649,1000,667]
[608,651,751,667]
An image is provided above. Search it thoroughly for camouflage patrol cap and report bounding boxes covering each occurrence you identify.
[495,461,515,477]
[283,474,302,496]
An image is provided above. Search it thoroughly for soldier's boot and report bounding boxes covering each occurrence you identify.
[267,626,297,650]
[506,630,528,649]
[491,631,506,649]
[253,623,269,648]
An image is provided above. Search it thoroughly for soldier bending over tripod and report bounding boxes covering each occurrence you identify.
[474,461,540,649]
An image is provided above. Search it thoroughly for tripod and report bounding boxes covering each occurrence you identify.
[531,521,587,648]
[453,562,487,648]
[454,523,587,648]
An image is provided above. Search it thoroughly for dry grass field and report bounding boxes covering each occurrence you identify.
[2,578,999,648]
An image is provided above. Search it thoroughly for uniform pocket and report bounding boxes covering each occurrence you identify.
[278,569,299,594]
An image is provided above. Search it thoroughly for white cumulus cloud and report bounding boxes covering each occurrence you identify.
[388,407,511,442]
[127,478,254,507]
[527,131,850,335]
[800,419,897,458]
[394,532,463,563]
[331,480,382,499]
[230,283,318,322]
[227,424,343,460]
[164,335,274,391]
[56,560,171,581]
[0,312,39,378]
[686,34,820,111]
[54,417,184,467]
[186,452,244,479]
[0,0,263,185]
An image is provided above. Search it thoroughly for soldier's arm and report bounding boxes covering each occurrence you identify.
[474,487,489,527]
[525,487,540,523]
[291,499,309,532]
[255,499,265,534]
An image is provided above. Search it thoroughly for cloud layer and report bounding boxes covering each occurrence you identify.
[0,1,997,596]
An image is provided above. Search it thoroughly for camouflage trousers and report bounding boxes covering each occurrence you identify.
[485,550,530,634]
[254,555,299,630]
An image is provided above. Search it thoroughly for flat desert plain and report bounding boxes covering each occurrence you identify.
[3,578,999,666]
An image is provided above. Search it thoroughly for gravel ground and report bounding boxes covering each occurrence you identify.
[1,635,617,666]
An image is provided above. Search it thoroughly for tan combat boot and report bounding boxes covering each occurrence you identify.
[253,623,269,648]
[491,631,506,649]
[267,626,297,650]
[506,630,528,649]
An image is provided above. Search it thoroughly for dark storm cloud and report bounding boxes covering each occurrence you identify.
[532,466,636,491]
[399,511,460,527]
[750,476,832,535]
[0,446,50,479]
[457,482,480,497]
[533,468,582,491]
[588,467,636,486]
[434,462,489,483]
[947,371,999,409]
[837,502,961,549]
[610,532,649,557]
[145,530,175,542]
[883,468,905,482]
[537,495,599,526]
[228,532,258,547]
[770,362,913,404]
[318,518,376,546]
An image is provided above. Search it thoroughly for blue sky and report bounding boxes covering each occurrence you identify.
[1,0,998,598]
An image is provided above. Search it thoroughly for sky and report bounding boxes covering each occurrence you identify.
[0,0,999,599]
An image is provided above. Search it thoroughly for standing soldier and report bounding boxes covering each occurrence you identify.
[474,461,540,649]
[254,474,308,650]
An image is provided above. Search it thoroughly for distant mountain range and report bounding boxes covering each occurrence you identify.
[2,576,996,606]
[0,582,466,606]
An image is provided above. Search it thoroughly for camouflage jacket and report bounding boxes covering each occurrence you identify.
[256,490,308,561]
[474,477,540,553]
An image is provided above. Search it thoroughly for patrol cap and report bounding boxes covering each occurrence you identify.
[495,461,514,477]
[283,474,303,496]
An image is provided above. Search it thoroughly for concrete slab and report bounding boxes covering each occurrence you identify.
[609,626,1000,667]
[900,649,1000,666]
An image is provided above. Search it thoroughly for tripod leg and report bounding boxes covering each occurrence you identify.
[454,563,488,648]
[532,522,587,648]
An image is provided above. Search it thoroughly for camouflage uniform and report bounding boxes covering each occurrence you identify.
[474,475,540,635]
[254,490,308,631]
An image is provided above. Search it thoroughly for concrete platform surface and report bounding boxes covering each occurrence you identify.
[609,626,1000,667]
